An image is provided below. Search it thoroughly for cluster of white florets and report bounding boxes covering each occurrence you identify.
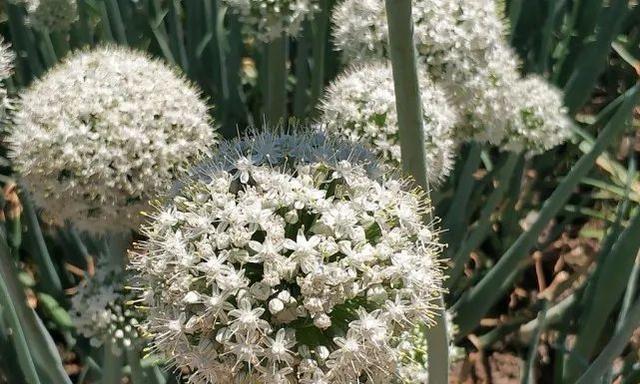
[69,260,140,355]
[130,130,445,383]
[8,46,217,233]
[331,0,571,154]
[0,38,14,125]
[223,0,320,41]
[503,75,573,154]
[23,0,78,32]
[319,61,458,184]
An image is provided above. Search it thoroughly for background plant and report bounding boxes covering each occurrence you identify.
[0,0,638,383]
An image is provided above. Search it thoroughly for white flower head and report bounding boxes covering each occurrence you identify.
[129,128,446,383]
[502,75,572,154]
[69,259,140,355]
[23,0,78,32]
[223,0,321,41]
[8,45,218,233]
[319,61,458,184]
[331,0,526,148]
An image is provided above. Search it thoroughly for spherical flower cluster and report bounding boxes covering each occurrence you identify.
[130,129,445,383]
[319,61,458,184]
[502,75,573,154]
[223,0,320,41]
[8,46,217,233]
[331,0,570,154]
[0,39,13,81]
[0,38,14,125]
[23,0,78,32]
[445,43,521,145]
[69,260,140,355]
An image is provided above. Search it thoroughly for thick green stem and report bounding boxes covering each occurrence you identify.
[101,338,123,384]
[265,35,288,125]
[293,22,311,118]
[309,0,329,107]
[105,0,128,45]
[6,4,44,79]
[384,0,449,381]
[384,1,428,187]
[0,232,71,384]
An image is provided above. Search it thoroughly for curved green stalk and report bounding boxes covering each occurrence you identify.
[384,1,449,381]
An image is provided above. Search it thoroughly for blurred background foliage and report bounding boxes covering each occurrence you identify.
[0,0,639,383]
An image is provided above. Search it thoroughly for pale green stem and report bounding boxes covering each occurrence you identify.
[101,338,123,384]
[384,0,449,381]
[265,35,288,125]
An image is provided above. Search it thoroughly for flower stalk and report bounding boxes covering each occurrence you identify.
[384,0,449,381]
[265,35,287,125]
[452,83,640,338]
